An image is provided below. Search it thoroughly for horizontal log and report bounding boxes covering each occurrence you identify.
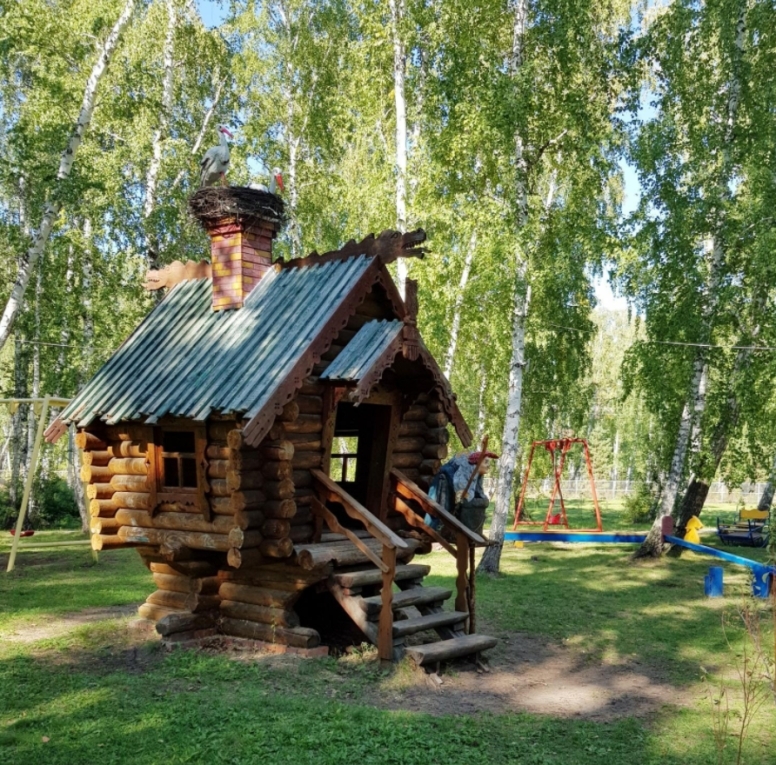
[232,490,266,512]
[320,344,345,362]
[193,595,221,612]
[395,436,426,453]
[226,547,266,568]
[261,519,290,539]
[90,517,122,534]
[82,450,112,466]
[291,470,312,488]
[228,528,263,549]
[152,572,204,594]
[90,499,118,517]
[91,533,134,550]
[206,444,230,460]
[296,538,419,571]
[137,603,180,622]
[420,459,441,475]
[109,457,147,475]
[207,459,229,479]
[113,491,150,510]
[115,509,233,534]
[261,461,292,481]
[87,483,114,499]
[156,611,216,636]
[219,617,320,648]
[264,479,294,500]
[149,561,219,578]
[422,443,448,460]
[291,452,322,470]
[110,474,149,492]
[210,497,235,516]
[230,450,263,471]
[425,427,450,445]
[259,440,295,461]
[398,421,429,438]
[234,509,265,530]
[289,524,314,543]
[109,441,147,458]
[392,452,423,469]
[289,508,312,526]
[403,406,428,422]
[220,600,299,627]
[75,431,107,450]
[279,401,300,423]
[81,464,112,482]
[281,414,322,434]
[296,395,323,414]
[118,525,232,552]
[225,562,327,586]
[260,537,294,558]
[426,412,449,428]
[209,421,239,442]
[426,398,444,413]
[147,589,197,611]
[219,582,295,609]
[105,424,150,442]
[209,478,230,497]
[285,434,322,450]
[226,470,264,492]
[263,499,297,519]
[298,378,323,394]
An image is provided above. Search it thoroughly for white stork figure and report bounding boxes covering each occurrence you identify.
[199,125,233,187]
[249,168,285,195]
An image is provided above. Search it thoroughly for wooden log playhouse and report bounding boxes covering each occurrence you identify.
[45,187,497,666]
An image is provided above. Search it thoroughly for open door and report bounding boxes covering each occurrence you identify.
[328,402,395,520]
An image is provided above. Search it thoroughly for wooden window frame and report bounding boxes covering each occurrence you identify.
[148,424,209,519]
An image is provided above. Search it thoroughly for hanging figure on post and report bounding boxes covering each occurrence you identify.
[426,445,498,535]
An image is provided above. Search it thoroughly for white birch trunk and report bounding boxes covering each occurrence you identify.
[478,0,528,574]
[80,218,95,381]
[0,0,137,353]
[476,362,487,440]
[143,0,177,269]
[388,0,408,296]
[444,229,477,379]
[757,452,776,511]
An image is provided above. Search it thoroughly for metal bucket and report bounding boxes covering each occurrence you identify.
[457,498,489,536]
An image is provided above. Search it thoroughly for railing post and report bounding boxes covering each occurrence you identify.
[455,530,469,616]
[379,544,397,665]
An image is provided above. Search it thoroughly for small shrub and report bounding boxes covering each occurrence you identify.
[34,476,80,528]
[622,480,657,524]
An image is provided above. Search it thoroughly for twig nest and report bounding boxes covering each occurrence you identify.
[188,186,286,229]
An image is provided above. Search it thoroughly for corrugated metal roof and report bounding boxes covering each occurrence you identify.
[59,256,374,428]
[321,320,403,382]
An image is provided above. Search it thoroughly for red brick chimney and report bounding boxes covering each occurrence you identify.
[189,187,285,312]
[207,217,279,311]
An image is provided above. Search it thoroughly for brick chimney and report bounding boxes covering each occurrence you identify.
[189,187,285,312]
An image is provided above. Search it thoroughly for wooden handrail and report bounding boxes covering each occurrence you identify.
[312,469,407,550]
[390,468,487,546]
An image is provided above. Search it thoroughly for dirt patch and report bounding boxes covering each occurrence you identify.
[0,605,138,644]
[366,631,691,722]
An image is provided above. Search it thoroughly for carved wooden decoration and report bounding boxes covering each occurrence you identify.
[143,260,212,291]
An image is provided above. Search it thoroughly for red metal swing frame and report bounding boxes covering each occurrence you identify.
[512,438,603,532]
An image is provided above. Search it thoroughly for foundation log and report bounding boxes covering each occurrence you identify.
[138,603,180,621]
[260,537,294,558]
[152,572,207,594]
[156,612,217,636]
[289,524,313,543]
[147,589,197,611]
[219,600,299,628]
[219,582,295,608]
[219,618,320,648]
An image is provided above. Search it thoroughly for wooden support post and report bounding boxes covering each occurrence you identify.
[379,544,396,666]
[7,396,51,572]
[454,531,469,616]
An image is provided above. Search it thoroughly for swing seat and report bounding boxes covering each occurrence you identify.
[548,513,562,526]
[9,529,35,537]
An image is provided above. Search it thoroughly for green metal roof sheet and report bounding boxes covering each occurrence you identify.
[58,255,374,428]
[320,320,403,382]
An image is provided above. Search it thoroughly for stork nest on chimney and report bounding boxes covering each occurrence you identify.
[189,186,286,229]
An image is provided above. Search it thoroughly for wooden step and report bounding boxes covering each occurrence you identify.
[393,610,468,638]
[332,564,431,589]
[360,586,452,616]
[404,634,499,666]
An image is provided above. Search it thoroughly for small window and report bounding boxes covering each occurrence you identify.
[161,430,198,489]
[331,436,358,482]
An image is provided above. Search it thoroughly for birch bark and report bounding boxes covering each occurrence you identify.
[757,453,776,512]
[143,0,177,270]
[0,0,137,353]
[478,0,530,574]
[388,0,408,297]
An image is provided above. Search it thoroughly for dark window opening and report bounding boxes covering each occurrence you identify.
[161,430,198,489]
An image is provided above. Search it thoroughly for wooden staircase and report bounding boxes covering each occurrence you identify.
[328,562,497,665]
[308,468,497,666]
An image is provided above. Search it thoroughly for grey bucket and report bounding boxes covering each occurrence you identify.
[458,498,489,535]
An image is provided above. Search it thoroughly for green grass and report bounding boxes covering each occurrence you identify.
[1,525,774,764]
